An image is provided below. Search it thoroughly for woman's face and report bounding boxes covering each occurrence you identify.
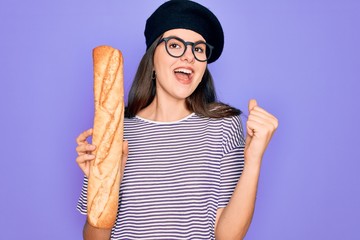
[153,28,207,102]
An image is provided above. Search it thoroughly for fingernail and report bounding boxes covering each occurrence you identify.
[87,154,95,159]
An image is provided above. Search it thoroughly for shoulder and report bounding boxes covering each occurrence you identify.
[205,114,243,131]
[220,114,242,126]
[219,114,245,147]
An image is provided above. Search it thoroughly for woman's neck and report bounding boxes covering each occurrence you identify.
[137,96,192,122]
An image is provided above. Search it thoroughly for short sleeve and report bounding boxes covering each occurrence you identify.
[76,176,88,215]
[218,115,245,208]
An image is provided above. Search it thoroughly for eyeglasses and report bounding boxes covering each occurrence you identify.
[158,36,214,62]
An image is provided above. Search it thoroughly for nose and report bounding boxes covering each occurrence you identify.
[180,45,195,63]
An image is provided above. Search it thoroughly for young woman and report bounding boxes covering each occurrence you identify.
[76,1,278,239]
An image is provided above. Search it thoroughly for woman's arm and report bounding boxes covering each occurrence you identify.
[83,220,111,240]
[215,161,261,239]
[215,99,278,239]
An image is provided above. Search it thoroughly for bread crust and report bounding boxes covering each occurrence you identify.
[87,46,124,229]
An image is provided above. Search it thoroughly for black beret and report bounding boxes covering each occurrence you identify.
[144,0,224,63]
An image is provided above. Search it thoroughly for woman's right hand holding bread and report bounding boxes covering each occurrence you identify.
[75,128,129,180]
[76,128,96,177]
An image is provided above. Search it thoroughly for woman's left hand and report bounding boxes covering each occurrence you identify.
[244,99,278,164]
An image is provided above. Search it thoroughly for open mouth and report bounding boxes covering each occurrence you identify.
[174,68,193,83]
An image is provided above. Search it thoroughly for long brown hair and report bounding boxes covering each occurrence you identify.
[126,36,241,118]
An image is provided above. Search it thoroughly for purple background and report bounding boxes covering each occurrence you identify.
[1,0,359,239]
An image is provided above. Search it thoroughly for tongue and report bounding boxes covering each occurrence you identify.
[175,72,190,81]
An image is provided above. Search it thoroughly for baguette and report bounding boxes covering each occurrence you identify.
[87,45,124,229]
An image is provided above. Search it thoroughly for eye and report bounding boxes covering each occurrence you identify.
[169,43,181,49]
[194,46,205,53]
[167,39,183,49]
[194,43,207,54]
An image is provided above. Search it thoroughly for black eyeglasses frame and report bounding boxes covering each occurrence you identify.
[157,36,214,62]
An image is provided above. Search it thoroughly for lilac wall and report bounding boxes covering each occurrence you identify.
[1,0,359,239]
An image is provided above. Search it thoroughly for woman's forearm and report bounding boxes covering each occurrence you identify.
[83,220,111,240]
[215,160,262,240]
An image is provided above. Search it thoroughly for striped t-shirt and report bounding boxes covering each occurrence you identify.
[77,113,245,239]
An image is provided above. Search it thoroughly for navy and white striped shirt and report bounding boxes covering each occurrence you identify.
[77,113,245,239]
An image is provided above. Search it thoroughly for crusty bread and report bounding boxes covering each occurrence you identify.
[87,46,124,229]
